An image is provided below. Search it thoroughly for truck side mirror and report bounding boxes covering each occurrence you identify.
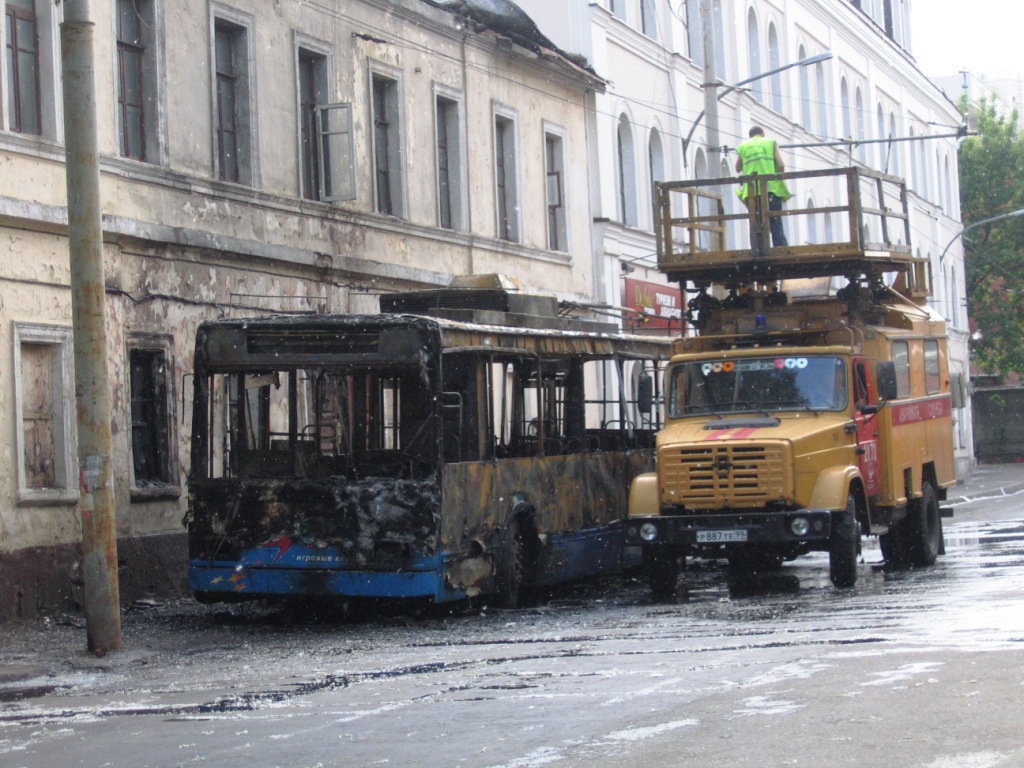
[876,362,898,401]
[637,372,654,416]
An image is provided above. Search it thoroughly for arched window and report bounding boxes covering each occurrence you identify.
[799,45,812,128]
[920,136,930,201]
[950,266,960,329]
[855,87,867,163]
[768,23,782,113]
[807,197,818,245]
[908,127,917,191]
[694,149,711,249]
[617,114,638,227]
[877,104,886,170]
[815,61,828,137]
[935,149,943,211]
[944,155,954,216]
[648,128,665,231]
[747,9,762,102]
[840,79,851,141]
[889,112,900,177]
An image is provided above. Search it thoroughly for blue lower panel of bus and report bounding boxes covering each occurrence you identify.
[189,562,461,602]
[190,523,636,603]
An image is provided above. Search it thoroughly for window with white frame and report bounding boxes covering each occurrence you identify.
[876,104,886,171]
[799,46,812,128]
[13,323,78,506]
[767,23,782,113]
[855,87,867,163]
[617,114,638,227]
[436,90,466,231]
[5,0,60,139]
[640,0,657,39]
[545,128,567,251]
[841,79,851,140]
[686,0,703,66]
[747,10,762,102]
[372,70,404,217]
[213,13,255,184]
[494,107,521,241]
[648,128,665,232]
[127,335,180,497]
[815,61,828,137]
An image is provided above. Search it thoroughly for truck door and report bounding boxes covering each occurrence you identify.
[853,358,880,497]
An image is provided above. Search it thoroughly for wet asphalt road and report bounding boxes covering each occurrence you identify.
[1,487,1023,768]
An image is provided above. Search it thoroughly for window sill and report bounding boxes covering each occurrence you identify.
[130,485,182,503]
[17,489,79,507]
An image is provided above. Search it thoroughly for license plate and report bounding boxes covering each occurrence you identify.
[697,529,748,543]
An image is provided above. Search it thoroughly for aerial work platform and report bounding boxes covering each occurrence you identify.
[654,167,929,298]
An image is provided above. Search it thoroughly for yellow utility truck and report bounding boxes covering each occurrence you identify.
[625,167,957,594]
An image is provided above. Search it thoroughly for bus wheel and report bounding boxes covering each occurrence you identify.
[829,493,860,589]
[496,518,528,609]
[907,481,942,567]
[645,549,680,600]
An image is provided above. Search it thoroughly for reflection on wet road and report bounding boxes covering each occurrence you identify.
[1,494,1023,768]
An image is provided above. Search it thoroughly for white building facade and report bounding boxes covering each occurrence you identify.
[519,0,973,477]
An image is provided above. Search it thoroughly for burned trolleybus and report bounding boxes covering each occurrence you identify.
[186,280,670,606]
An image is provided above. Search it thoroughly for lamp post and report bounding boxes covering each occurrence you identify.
[938,208,1024,267]
[683,50,834,169]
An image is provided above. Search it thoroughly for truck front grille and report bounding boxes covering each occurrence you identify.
[660,443,789,507]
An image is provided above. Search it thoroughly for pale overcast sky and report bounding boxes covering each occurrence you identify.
[910,0,1018,77]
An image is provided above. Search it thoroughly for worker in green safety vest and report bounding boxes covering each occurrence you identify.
[735,126,791,247]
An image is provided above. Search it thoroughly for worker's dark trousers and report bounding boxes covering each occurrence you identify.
[768,194,788,247]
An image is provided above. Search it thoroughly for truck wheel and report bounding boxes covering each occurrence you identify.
[879,526,906,568]
[496,518,528,608]
[906,481,942,567]
[829,493,860,588]
[728,549,783,575]
[645,550,680,600]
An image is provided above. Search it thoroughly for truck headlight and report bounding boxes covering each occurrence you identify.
[640,522,659,542]
[789,517,810,537]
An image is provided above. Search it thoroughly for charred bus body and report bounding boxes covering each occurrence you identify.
[186,280,670,606]
[625,168,958,594]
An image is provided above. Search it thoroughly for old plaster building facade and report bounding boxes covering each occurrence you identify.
[0,0,603,618]
[518,0,974,476]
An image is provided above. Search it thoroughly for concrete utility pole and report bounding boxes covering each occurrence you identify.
[700,0,721,172]
[61,0,122,652]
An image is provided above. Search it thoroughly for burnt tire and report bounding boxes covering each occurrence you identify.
[829,493,860,589]
[906,480,942,568]
[496,518,528,608]
[645,549,680,600]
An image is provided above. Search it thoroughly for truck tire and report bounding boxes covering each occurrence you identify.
[645,549,680,600]
[879,525,906,568]
[829,493,860,588]
[906,480,942,567]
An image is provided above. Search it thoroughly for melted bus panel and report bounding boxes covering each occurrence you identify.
[187,307,670,605]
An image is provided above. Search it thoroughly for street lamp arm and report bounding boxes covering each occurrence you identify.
[939,208,1024,266]
[683,52,833,163]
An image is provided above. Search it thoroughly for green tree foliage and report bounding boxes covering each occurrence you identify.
[958,98,1024,375]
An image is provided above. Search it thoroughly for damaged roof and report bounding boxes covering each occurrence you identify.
[426,0,604,86]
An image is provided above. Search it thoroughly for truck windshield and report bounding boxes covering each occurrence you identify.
[669,355,848,417]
